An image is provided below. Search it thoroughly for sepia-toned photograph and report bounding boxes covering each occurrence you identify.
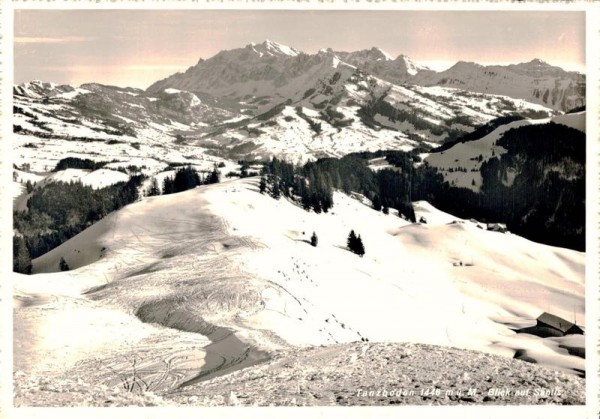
[7,5,594,412]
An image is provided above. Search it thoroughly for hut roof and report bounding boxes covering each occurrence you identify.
[537,312,577,334]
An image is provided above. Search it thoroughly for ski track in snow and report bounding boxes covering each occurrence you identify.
[13,177,585,406]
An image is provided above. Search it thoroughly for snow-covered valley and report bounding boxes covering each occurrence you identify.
[13,177,585,406]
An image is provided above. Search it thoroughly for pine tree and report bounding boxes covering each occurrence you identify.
[355,235,365,257]
[163,176,175,195]
[299,180,311,210]
[347,230,357,251]
[382,206,389,215]
[372,195,382,211]
[407,206,417,223]
[347,230,365,256]
[174,166,201,192]
[271,180,281,200]
[310,231,318,247]
[147,178,160,196]
[206,167,220,185]
[59,256,70,271]
[311,193,322,213]
[259,177,267,194]
[13,236,32,274]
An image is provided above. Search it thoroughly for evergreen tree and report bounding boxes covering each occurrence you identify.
[13,236,32,274]
[147,178,160,196]
[163,176,175,195]
[271,180,281,200]
[174,166,201,192]
[206,167,220,185]
[259,176,267,194]
[407,206,417,223]
[382,206,389,215]
[310,231,318,247]
[372,195,382,211]
[311,193,322,213]
[355,235,365,257]
[347,230,357,251]
[299,179,311,210]
[59,256,70,271]
[347,230,365,256]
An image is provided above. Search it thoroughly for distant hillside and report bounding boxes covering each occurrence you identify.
[424,113,586,251]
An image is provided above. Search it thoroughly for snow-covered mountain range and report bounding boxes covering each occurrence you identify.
[15,40,575,169]
[148,40,584,112]
[412,59,584,112]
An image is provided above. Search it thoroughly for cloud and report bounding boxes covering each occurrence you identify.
[14,36,94,44]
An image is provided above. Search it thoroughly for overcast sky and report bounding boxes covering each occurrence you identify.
[14,10,585,89]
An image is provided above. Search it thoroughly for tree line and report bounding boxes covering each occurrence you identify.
[149,165,221,196]
[259,152,420,222]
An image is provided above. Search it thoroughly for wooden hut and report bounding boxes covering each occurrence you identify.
[536,312,584,336]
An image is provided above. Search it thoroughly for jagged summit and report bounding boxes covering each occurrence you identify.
[513,58,565,71]
[448,60,484,70]
[393,54,429,75]
[505,58,580,78]
[528,58,550,66]
[246,40,301,57]
[334,47,394,63]
[360,47,394,61]
[14,80,73,98]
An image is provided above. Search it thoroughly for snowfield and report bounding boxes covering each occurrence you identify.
[13,177,585,406]
[170,342,585,406]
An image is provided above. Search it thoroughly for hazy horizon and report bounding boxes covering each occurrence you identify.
[15,10,585,89]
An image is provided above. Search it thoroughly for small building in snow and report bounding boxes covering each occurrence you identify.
[536,312,584,336]
[486,223,507,233]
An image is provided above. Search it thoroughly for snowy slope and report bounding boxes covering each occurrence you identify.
[19,178,584,383]
[194,66,554,163]
[34,168,131,189]
[169,342,584,406]
[12,83,234,182]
